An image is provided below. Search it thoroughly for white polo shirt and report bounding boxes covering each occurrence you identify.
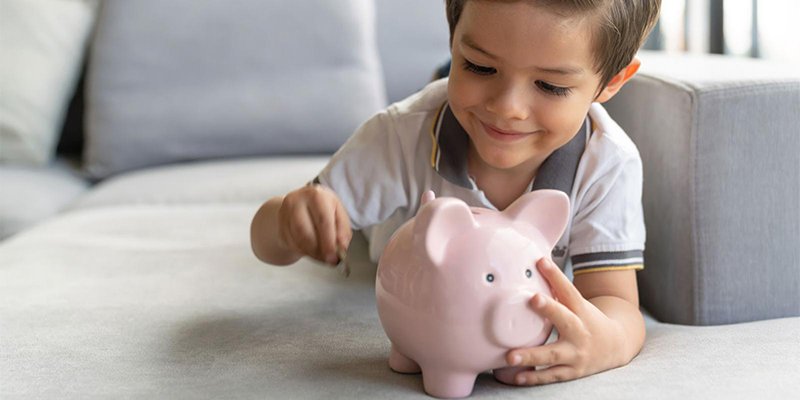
[312,78,645,280]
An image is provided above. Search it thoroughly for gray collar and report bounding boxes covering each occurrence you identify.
[432,103,588,196]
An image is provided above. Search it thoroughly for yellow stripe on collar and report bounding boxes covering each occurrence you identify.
[430,101,446,168]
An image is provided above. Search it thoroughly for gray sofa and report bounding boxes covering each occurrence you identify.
[1,1,798,398]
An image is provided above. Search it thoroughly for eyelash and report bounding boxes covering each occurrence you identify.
[462,59,572,98]
[463,59,496,76]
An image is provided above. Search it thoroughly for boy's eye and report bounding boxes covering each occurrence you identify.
[463,59,496,76]
[462,58,570,97]
[536,81,571,97]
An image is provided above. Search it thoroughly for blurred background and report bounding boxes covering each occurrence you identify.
[643,0,799,63]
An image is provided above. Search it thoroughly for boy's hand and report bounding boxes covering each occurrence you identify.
[505,258,627,385]
[277,184,352,266]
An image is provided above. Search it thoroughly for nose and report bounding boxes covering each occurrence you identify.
[489,291,549,349]
[485,82,530,121]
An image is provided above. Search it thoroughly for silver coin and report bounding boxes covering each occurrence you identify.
[335,246,350,278]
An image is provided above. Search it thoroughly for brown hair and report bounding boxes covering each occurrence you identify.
[445,0,661,92]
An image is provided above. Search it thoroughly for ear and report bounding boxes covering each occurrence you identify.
[595,57,641,103]
[502,190,570,250]
[412,197,477,268]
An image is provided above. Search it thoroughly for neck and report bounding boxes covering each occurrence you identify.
[467,142,549,210]
[467,141,547,185]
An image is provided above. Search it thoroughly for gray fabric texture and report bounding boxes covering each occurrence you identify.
[84,0,387,178]
[69,156,330,210]
[0,158,89,239]
[604,51,800,326]
[375,0,451,104]
[1,204,798,399]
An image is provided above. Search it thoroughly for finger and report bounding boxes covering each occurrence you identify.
[278,226,304,256]
[515,365,578,386]
[334,200,352,250]
[276,196,294,251]
[508,341,576,368]
[537,258,585,312]
[307,194,338,265]
[278,194,309,257]
[277,205,301,255]
[531,292,585,338]
[291,206,323,263]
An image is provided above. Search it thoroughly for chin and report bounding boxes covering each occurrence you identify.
[478,148,528,170]
[491,159,526,171]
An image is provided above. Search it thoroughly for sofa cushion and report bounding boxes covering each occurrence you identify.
[69,156,330,210]
[84,0,387,178]
[0,204,797,398]
[603,51,800,326]
[0,0,98,166]
[375,0,451,104]
[0,158,89,239]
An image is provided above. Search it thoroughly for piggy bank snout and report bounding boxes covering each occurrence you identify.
[489,292,547,349]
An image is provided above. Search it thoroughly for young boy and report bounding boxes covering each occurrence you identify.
[252,0,661,386]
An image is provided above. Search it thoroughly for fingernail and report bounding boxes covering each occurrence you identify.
[517,376,527,385]
[535,294,546,308]
[326,254,338,264]
[511,354,522,366]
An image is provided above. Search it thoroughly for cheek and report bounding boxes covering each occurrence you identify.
[447,70,484,111]
[535,101,589,134]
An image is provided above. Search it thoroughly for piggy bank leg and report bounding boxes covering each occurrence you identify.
[389,344,421,374]
[421,368,478,399]
[493,366,536,385]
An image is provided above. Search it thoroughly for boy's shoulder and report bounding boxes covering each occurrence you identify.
[586,102,641,165]
[572,103,643,197]
[359,77,448,157]
[345,78,448,152]
[386,77,449,121]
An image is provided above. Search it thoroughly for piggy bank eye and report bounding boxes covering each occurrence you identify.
[526,269,532,278]
[486,274,495,283]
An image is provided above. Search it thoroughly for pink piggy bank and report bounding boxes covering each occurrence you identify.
[375,189,571,398]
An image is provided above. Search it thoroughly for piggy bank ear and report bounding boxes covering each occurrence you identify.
[412,197,476,268]
[503,190,570,250]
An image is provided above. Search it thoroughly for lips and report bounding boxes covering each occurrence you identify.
[481,121,532,142]
[485,123,528,135]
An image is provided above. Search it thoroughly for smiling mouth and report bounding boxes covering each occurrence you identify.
[481,121,538,141]
[488,123,525,134]
[483,120,534,135]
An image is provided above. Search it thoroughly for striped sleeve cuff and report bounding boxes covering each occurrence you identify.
[571,250,644,275]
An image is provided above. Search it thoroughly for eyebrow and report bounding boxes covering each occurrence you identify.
[460,34,585,76]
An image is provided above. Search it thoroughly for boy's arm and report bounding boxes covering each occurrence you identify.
[573,269,646,365]
[250,196,303,266]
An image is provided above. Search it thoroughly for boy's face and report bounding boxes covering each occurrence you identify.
[448,1,608,173]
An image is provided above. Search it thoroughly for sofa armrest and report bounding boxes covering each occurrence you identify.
[604,51,800,326]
